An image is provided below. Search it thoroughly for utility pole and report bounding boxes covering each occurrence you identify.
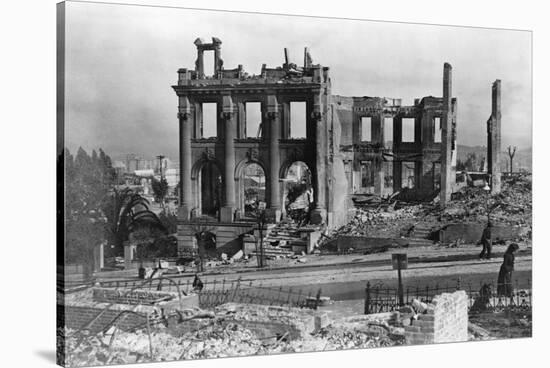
[507,146,517,174]
[156,154,165,179]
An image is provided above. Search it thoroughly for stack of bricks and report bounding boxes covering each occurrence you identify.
[404,290,468,345]
[214,303,330,340]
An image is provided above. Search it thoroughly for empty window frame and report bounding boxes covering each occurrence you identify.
[201,103,217,138]
[360,161,374,189]
[289,102,307,138]
[383,161,393,189]
[401,162,416,189]
[433,162,441,191]
[245,102,262,138]
[434,117,442,143]
[361,117,372,142]
[384,117,393,147]
[402,118,415,142]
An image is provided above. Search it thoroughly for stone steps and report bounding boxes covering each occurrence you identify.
[405,237,434,247]
[411,225,434,239]
[249,246,295,257]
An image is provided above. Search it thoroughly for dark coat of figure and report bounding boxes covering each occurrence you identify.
[192,274,204,292]
[497,243,519,297]
[479,222,493,259]
[471,283,493,312]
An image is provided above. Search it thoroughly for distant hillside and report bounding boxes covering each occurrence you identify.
[457,144,532,172]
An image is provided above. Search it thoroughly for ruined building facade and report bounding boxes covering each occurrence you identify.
[173,38,458,251]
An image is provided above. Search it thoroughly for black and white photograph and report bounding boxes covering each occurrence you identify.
[55,1,534,366]
[28,0,542,366]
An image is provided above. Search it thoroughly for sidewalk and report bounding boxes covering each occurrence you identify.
[64,242,532,285]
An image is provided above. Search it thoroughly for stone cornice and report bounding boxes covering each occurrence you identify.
[172,83,323,96]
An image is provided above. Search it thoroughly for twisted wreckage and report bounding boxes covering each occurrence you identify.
[172,37,501,252]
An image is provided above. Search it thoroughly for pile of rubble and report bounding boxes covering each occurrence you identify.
[319,174,531,249]
[319,205,428,248]
[63,322,264,366]
[444,175,532,227]
[63,306,400,367]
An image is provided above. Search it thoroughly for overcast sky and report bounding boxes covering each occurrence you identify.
[64,1,532,160]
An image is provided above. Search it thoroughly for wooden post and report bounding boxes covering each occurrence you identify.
[364,282,371,314]
[315,288,322,310]
[146,314,154,360]
[397,266,404,306]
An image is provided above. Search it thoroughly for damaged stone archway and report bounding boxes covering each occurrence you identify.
[280,160,314,220]
[191,157,223,219]
[235,158,267,219]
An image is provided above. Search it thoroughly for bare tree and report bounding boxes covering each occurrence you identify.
[507,146,517,173]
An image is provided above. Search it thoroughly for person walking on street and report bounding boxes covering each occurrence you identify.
[497,243,519,297]
[479,222,493,260]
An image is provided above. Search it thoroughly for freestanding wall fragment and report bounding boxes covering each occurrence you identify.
[487,79,502,194]
[440,63,454,207]
[404,290,469,345]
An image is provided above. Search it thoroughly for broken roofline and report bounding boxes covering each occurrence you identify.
[182,36,322,82]
[177,38,455,107]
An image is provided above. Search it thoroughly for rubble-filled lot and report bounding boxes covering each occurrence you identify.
[320,174,532,247]
[469,310,532,340]
[60,287,532,367]
[444,174,532,227]
[62,308,403,367]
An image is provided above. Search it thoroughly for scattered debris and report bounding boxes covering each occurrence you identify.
[468,322,491,339]
[231,250,243,261]
[64,307,399,366]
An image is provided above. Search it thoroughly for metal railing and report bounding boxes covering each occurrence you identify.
[197,278,323,310]
[364,278,532,314]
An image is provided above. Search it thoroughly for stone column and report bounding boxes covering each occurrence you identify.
[265,95,281,223]
[213,37,223,75]
[214,49,222,75]
[440,63,453,207]
[373,114,385,197]
[310,95,327,224]
[220,95,236,222]
[196,50,204,78]
[393,116,403,192]
[178,97,193,220]
[488,80,502,194]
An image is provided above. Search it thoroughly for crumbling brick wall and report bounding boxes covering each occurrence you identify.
[404,290,468,345]
[215,303,329,339]
[165,303,329,340]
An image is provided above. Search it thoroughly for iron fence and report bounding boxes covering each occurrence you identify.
[97,276,322,310]
[197,279,323,310]
[364,278,532,314]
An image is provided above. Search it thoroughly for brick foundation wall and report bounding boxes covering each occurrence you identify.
[439,223,525,243]
[165,318,303,340]
[213,303,329,339]
[92,287,178,305]
[404,290,468,345]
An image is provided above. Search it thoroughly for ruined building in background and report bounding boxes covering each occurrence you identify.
[172,38,458,251]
